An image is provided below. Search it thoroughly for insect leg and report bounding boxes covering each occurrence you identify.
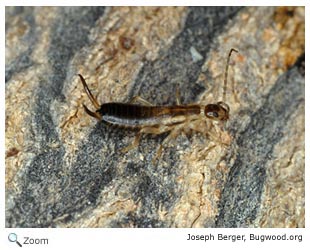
[129,96,154,106]
[131,125,184,163]
[140,125,175,163]
[140,125,173,135]
[121,125,174,155]
[207,125,230,146]
[189,120,229,146]
[121,133,142,153]
[152,127,181,163]
[176,85,181,105]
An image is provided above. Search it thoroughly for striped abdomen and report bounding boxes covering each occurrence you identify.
[98,103,201,127]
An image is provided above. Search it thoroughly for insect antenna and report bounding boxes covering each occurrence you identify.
[222,48,238,103]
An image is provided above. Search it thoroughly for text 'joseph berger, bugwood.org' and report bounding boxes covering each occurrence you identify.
[186,233,303,242]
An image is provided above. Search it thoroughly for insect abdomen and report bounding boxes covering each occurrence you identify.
[98,103,201,127]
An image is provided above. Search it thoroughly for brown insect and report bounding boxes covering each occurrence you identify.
[79,48,238,162]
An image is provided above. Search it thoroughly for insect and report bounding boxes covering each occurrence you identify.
[79,48,238,162]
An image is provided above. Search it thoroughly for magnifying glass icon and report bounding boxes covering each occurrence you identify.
[8,233,22,247]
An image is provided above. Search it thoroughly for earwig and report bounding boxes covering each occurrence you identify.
[79,48,238,162]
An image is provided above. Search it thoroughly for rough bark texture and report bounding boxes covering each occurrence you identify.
[5,6,304,228]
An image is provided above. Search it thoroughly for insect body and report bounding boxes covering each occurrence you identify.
[79,48,237,161]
